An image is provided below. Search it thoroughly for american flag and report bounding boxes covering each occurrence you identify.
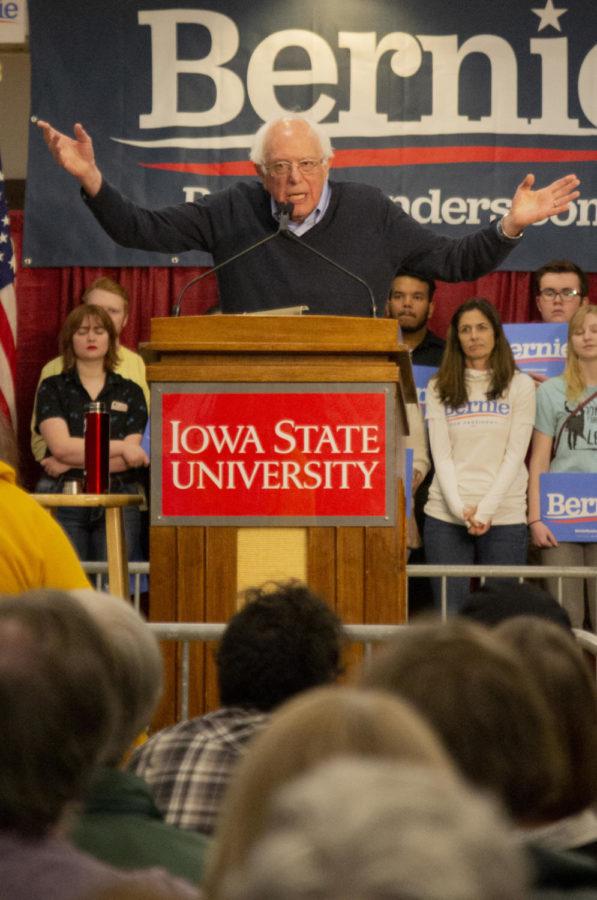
[0,155,16,427]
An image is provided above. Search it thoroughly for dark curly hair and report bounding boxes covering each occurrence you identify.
[216,580,344,711]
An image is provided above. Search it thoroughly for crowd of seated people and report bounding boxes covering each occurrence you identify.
[3,86,596,900]
[0,577,596,898]
[1,256,596,894]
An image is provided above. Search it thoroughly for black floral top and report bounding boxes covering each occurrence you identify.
[35,369,148,483]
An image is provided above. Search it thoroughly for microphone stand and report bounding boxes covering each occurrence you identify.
[171,205,293,317]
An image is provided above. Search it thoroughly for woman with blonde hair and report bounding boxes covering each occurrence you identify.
[528,304,597,628]
[202,685,453,899]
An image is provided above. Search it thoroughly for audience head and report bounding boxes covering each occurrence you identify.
[60,303,118,373]
[361,618,563,823]
[204,686,452,898]
[496,616,597,820]
[533,259,589,323]
[0,589,116,837]
[73,589,163,766]
[460,582,572,630]
[216,580,344,711]
[82,276,130,337]
[250,117,333,223]
[386,270,436,337]
[221,758,529,900]
[435,298,515,406]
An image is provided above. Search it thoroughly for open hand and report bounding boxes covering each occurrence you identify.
[502,173,580,236]
[36,120,103,196]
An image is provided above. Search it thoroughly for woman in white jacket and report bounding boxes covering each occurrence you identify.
[424,298,535,613]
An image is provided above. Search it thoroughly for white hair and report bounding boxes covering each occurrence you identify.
[72,589,163,764]
[223,758,529,900]
[249,116,334,171]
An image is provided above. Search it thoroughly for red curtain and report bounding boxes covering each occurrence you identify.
[11,209,597,489]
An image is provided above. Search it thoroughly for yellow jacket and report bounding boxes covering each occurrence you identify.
[0,461,90,593]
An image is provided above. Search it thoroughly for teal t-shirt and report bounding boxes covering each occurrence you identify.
[535,376,597,473]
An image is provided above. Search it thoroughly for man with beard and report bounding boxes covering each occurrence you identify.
[387,271,445,614]
[386,271,445,366]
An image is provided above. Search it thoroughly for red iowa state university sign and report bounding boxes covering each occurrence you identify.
[152,383,397,526]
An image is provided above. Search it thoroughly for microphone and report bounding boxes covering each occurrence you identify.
[171,203,293,317]
[278,203,377,318]
[277,201,293,232]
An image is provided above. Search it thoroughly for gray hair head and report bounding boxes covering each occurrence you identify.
[249,116,334,171]
[222,757,529,900]
[0,589,117,836]
[73,590,163,765]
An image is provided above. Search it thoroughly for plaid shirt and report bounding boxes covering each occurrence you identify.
[127,707,268,835]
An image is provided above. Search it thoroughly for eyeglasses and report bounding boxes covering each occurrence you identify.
[265,158,323,177]
[538,288,581,301]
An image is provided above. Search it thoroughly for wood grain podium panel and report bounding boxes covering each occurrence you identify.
[145,315,410,725]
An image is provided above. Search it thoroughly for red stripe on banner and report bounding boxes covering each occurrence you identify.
[141,160,258,176]
[140,146,597,176]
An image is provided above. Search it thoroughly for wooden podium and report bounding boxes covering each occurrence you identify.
[144,314,414,724]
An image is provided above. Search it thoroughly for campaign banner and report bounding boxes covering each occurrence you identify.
[504,323,567,379]
[24,0,597,269]
[540,472,597,541]
[152,383,396,525]
[412,365,438,418]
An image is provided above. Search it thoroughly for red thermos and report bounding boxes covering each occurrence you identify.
[84,401,110,493]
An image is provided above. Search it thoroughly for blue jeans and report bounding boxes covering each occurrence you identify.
[423,516,528,614]
[35,476,143,564]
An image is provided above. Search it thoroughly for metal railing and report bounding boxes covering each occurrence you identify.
[83,562,149,612]
[81,561,597,620]
[82,561,597,721]
[407,563,597,618]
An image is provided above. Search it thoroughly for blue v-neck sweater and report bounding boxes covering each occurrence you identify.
[86,179,518,317]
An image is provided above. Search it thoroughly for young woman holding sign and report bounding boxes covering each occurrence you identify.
[424,298,535,613]
[528,304,597,629]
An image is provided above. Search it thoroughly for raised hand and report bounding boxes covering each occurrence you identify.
[36,120,103,197]
[502,173,580,236]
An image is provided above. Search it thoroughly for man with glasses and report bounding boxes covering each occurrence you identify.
[38,116,579,317]
[534,259,589,324]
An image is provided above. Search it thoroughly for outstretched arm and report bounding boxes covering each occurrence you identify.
[36,120,103,197]
[501,173,580,237]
